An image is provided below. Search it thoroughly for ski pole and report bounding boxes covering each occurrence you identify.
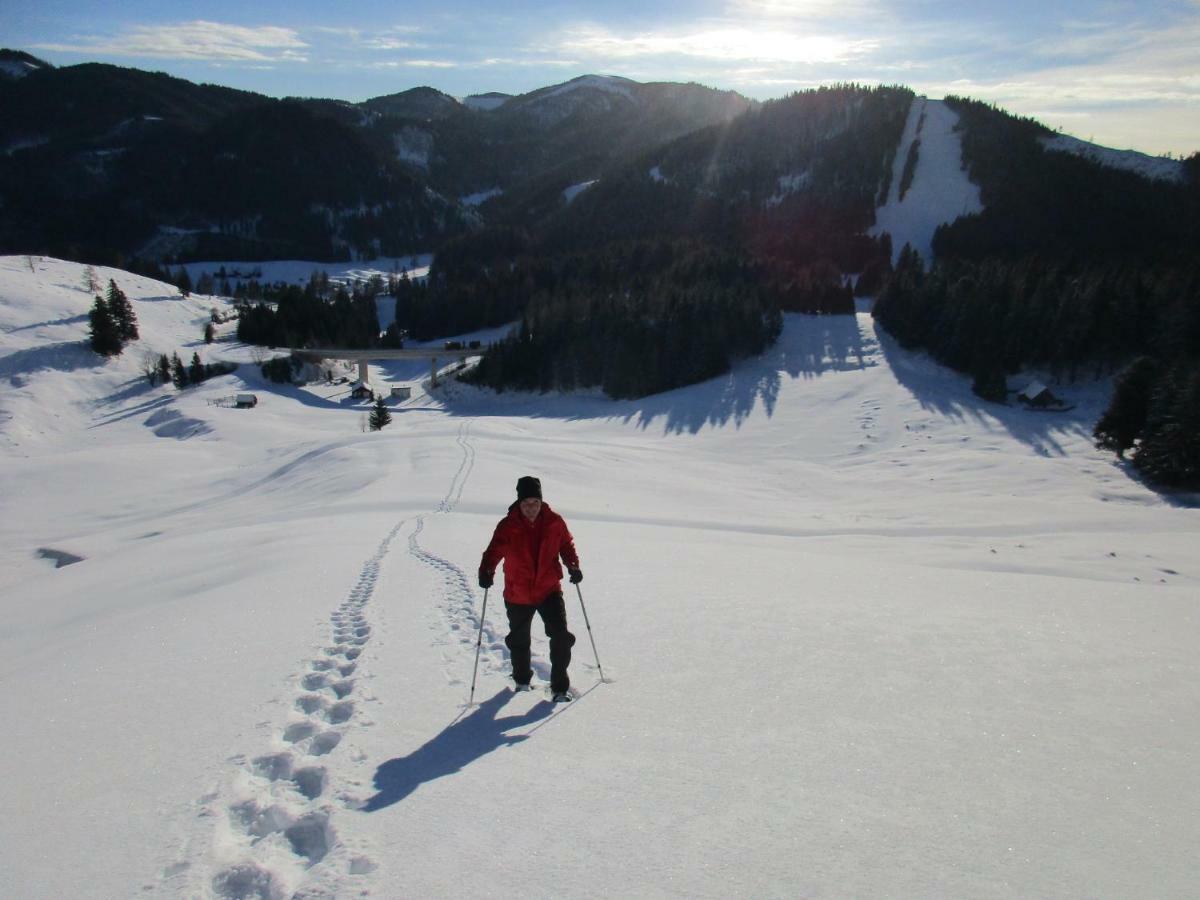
[574,583,606,683]
[468,587,489,706]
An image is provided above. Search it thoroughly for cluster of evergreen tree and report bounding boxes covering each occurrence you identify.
[392,229,852,348]
[235,278,383,348]
[1094,357,1200,486]
[147,351,235,389]
[875,250,1198,378]
[465,240,783,399]
[88,279,139,356]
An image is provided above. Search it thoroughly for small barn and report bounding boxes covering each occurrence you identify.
[235,393,258,409]
[390,386,412,400]
[350,382,375,401]
[1017,380,1058,408]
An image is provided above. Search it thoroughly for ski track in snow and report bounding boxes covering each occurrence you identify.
[405,420,523,686]
[179,419,491,898]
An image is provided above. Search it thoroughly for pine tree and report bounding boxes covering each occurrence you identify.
[189,352,205,385]
[157,354,172,385]
[368,396,392,431]
[88,297,123,356]
[1131,362,1200,486]
[170,353,188,389]
[176,267,193,296]
[1094,356,1159,457]
[106,280,139,342]
[204,322,215,344]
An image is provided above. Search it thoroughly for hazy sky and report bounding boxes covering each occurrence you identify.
[8,1,1199,156]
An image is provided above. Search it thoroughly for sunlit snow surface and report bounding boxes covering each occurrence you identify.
[1,256,1198,898]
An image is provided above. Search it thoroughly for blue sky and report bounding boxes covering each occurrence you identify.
[7,0,1199,156]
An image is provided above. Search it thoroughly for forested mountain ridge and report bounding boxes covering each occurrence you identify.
[3,52,1193,271]
[0,59,750,264]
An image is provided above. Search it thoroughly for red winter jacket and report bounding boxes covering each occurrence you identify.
[480,501,580,605]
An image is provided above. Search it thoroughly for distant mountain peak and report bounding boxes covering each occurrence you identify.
[362,86,462,120]
[0,49,52,80]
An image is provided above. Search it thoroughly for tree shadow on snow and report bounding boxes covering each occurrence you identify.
[875,326,1098,457]
[0,341,100,379]
[360,689,555,812]
[438,314,874,435]
[626,314,872,433]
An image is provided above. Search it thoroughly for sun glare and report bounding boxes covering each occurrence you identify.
[565,26,875,65]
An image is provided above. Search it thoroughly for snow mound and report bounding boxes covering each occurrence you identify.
[563,180,598,203]
[871,97,983,266]
[1039,133,1185,183]
[144,408,213,440]
[461,187,503,206]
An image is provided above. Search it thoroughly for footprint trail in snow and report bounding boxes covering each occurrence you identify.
[179,520,405,898]
[177,418,498,896]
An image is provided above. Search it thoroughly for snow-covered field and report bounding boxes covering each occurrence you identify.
[2,255,1198,899]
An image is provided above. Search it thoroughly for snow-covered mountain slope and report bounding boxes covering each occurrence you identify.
[461,91,510,111]
[2,257,1198,898]
[1040,132,1185,183]
[871,97,984,266]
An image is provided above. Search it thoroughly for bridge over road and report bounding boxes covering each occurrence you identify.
[291,346,479,388]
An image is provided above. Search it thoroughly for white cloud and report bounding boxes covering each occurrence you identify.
[33,21,308,63]
[363,38,423,51]
[479,57,579,68]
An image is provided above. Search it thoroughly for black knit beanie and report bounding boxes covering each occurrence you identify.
[516,475,542,500]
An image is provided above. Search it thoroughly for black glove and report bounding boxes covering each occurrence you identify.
[478,569,493,589]
[568,568,583,584]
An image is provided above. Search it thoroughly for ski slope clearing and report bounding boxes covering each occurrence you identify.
[1,257,1198,898]
[872,97,984,266]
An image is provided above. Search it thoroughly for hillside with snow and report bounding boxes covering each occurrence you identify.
[1040,133,1185,183]
[2,256,1198,898]
[871,97,984,265]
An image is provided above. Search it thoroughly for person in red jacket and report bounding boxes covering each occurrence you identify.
[478,475,583,700]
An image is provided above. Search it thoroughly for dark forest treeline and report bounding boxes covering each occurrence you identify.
[396,230,853,345]
[464,240,783,398]
[875,249,1199,379]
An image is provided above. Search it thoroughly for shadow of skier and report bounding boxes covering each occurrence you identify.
[361,689,554,812]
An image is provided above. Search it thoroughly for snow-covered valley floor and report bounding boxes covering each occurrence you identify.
[1,257,1197,899]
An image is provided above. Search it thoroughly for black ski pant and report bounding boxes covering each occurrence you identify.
[505,592,575,693]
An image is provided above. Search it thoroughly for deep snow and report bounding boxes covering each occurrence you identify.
[1,256,1198,899]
